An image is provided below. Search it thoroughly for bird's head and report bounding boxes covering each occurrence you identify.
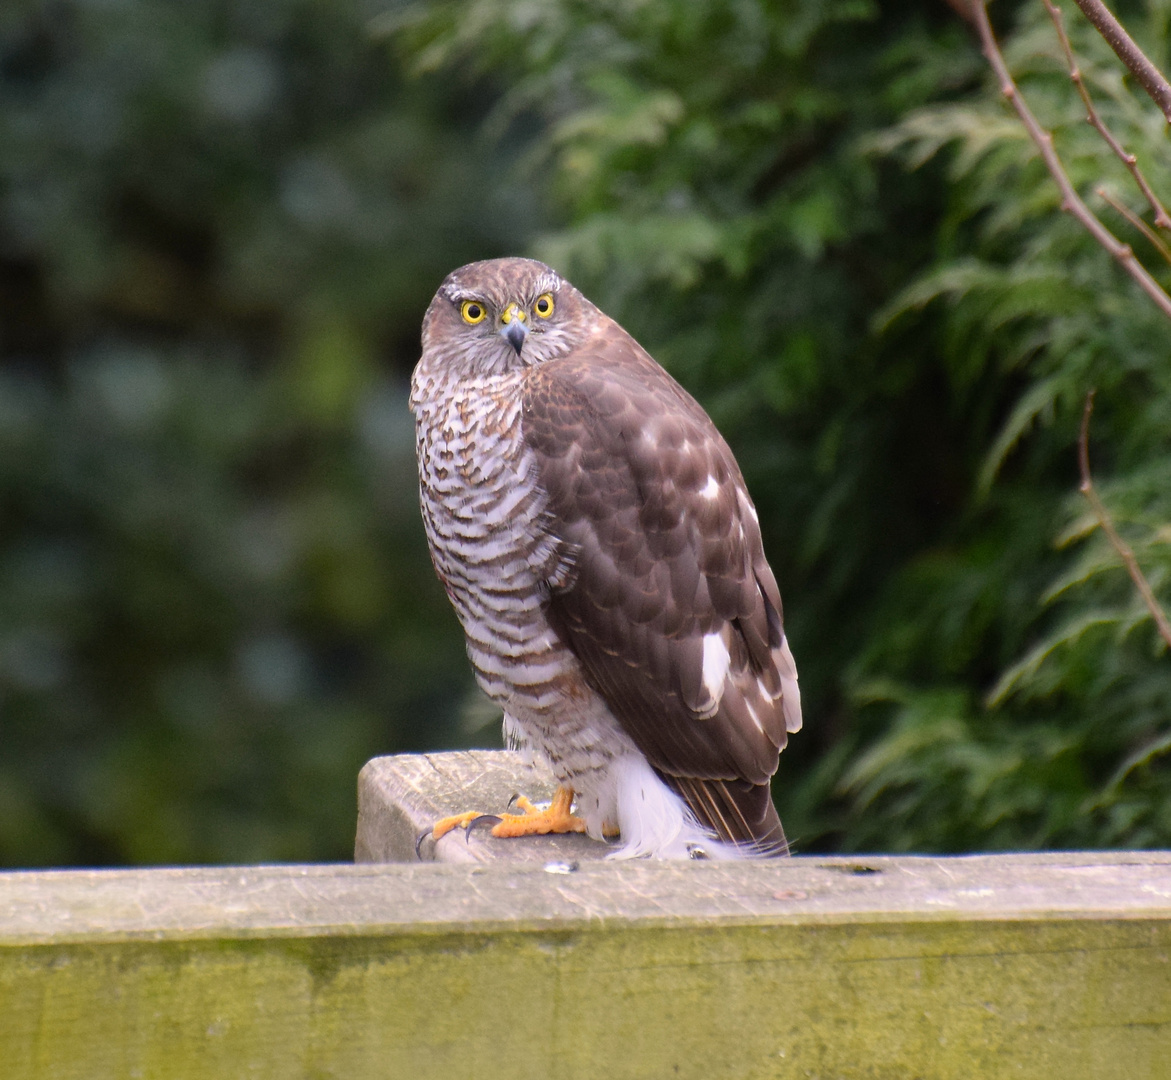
[421,257,587,375]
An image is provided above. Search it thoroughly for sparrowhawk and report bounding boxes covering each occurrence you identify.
[411,257,801,858]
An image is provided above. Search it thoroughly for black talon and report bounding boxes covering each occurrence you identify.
[506,792,521,809]
[465,814,504,838]
[414,829,434,860]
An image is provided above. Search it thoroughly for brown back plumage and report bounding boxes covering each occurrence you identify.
[522,314,800,855]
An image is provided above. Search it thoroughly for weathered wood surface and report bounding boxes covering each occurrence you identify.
[5,850,1171,941]
[3,749,1170,1079]
[356,750,611,863]
[3,852,1171,1079]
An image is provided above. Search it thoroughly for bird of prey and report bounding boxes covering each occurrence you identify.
[411,257,801,858]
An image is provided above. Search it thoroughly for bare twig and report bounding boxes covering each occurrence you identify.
[1044,0,1171,228]
[1078,390,1171,649]
[971,2,1171,322]
[1096,186,1171,265]
[1072,0,1171,124]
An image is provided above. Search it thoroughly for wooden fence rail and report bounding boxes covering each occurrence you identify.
[1,752,1168,1079]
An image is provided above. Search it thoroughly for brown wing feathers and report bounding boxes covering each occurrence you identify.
[524,319,795,854]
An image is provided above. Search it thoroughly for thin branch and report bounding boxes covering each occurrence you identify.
[1096,185,1171,265]
[1072,0,1171,124]
[1044,0,1171,229]
[1078,390,1171,649]
[971,1,1171,322]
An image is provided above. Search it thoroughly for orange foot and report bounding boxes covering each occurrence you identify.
[429,785,587,844]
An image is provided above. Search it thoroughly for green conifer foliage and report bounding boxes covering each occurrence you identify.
[2,0,1167,864]
[399,0,1171,852]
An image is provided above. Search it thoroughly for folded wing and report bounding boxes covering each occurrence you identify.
[522,321,801,853]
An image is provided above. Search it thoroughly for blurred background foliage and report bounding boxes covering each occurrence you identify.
[0,0,1167,866]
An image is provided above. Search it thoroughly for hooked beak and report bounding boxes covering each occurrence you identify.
[499,302,529,356]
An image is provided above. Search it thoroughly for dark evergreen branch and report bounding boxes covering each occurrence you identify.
[1071,0,1171,124]
[971,1,1171,321]
[1079,391,1171,650]
[1044,0,1171,229]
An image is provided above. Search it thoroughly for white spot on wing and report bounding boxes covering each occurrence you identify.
[739,489,759,524]
[700,475,720,500]
[701,631,731,703]
[777,636,802,733]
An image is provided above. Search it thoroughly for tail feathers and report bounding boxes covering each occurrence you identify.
[668,775,789,858]
[598,754,787,860]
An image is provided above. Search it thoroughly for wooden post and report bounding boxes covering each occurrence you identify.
[355,750,610,863]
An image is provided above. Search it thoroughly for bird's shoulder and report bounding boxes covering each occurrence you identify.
[522,317,716,445]
[520,317,736,519]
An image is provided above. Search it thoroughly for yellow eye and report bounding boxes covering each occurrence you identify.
[461,300,487,325]
[534,293,554,318]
